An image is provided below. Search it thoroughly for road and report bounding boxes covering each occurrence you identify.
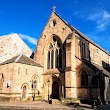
[0,107,43,110]
[0,101,110,110]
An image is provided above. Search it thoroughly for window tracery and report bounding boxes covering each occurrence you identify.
[47,36,62,69]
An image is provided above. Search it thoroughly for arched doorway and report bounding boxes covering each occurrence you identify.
[22,85,27,99]
[52,81,59,99]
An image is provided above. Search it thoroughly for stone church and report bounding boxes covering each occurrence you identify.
[0,11,110,104]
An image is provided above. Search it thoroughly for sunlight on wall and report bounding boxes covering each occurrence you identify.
[71,71,77,98]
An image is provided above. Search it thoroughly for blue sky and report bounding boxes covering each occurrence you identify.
[0,0,110,52]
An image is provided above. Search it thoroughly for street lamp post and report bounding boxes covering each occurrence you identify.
[32,80,36,101]
[47,80,50,102]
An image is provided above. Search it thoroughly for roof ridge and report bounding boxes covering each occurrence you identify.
[19,54,42,67]
[54,12,110,55]
[22,54,41,66]
[15,54,23,62]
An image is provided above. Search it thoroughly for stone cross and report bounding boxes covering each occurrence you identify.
[52,6,56,12]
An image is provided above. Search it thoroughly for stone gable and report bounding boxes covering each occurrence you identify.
[34,12,72,67]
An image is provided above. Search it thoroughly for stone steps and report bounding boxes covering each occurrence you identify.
[51,99,61,104]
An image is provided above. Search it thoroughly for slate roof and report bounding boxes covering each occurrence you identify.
[92,63,110,77]
[82,59,110,77]
[0,54,42,67]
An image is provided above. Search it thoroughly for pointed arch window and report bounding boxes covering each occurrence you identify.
[55,49,59,68]
[81,70,88,86]
[53,20,56,27]
[31,76,37,90]
[59,48,62,68]
[81,42,86,58]
[51,50,54,69]
[47,51,50,69]
[47,36,62,69]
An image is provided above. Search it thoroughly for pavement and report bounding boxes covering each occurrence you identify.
[1,100,110,110]
[0,101,93,110]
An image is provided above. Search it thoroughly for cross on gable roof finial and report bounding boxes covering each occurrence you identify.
[52,6,56,12]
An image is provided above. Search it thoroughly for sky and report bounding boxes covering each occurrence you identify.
[0,0,110,52]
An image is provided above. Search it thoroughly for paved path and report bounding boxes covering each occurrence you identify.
[97,104,110,110]
[0,101,93,110]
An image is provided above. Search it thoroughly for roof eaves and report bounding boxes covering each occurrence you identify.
[22,54,42,67]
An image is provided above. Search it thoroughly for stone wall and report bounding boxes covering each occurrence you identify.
[0,33,32,63]
[0,63,43,101]
[34,12,72,68]
[34,11,110,102]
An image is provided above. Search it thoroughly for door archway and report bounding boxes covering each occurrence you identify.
[22,85,27,99]
[52,81,59,99]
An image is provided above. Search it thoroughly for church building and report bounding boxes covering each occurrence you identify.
[0,11,110,104]
[34,11,110,104]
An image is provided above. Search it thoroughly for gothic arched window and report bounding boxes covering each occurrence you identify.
[81,70,88,86]
[31,76,37,90]
[81,42,86,58]
[55,49,58,68]
[53,20,56,27]
[47,36,62,69]
[47,51,50,69]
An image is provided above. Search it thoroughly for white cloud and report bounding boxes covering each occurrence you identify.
[88,10,110,31]
[18,33,37,45]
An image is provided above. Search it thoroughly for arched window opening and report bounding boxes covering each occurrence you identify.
[47,51,50,69]
[81,70,88,86]
[31,76,38,101]
[81,42,86,58]
[59,48,62,68]
[55,49,59,68]
[53,20,56,27]
[32,80,37,89]
[51,50,54,69]
[83,43,86,57]
[47,36,62,69]
[31,76,37,89]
